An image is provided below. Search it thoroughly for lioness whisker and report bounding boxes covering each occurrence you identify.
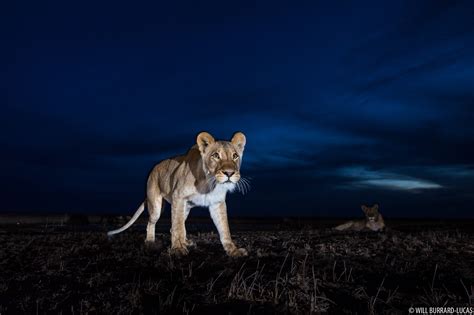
[235,176,251,195]
[239,177,251,194]
[236,181,242,194]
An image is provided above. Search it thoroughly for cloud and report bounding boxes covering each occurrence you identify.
[355,179,442,190]
[338,166,442,191]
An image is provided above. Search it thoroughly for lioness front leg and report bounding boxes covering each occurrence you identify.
[209,202,247,257]
[170,199,188,256]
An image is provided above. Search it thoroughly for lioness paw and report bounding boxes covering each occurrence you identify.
[169,246,189,257]
[184,239,197,248]
[227,247,248,257]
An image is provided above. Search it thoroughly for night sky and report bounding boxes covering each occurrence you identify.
[2,1,474,218]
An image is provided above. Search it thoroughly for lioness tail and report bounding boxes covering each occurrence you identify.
[107,201,145,237]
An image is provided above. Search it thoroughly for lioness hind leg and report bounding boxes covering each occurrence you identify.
[170,199,189,256]
[146,195,163,243]
[334,221,354,231]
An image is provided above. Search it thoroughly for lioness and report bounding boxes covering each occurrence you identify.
[334,204,385,232]
[108,131,249,257]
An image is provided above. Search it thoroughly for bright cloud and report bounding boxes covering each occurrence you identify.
[338,166,442,191]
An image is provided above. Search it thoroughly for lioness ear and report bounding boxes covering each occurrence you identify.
[196,132,215,153]
[373,204,379,211]
[231,132,246,154]
[361,205,368,213]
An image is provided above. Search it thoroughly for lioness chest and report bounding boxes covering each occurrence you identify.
[187,183,235,207]
[366,220,384,231]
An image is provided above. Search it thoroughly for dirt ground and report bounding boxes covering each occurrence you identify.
[0,219,473,314]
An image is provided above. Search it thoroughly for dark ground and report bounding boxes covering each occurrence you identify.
[0,217,473,314]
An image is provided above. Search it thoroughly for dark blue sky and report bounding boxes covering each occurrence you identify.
[2,1,474,217]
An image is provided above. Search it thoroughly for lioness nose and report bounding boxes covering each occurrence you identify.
[223,171,235,177]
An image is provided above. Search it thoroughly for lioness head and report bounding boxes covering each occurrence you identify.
[361,204,380,222]
[196,131,246,184]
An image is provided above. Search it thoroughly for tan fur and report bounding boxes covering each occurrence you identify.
[334,204,385,232]
[108,131,248,257]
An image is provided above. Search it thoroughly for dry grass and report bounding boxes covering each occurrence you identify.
[0,221,472,313]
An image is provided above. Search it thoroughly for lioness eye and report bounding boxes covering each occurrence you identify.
[212,152,220,159]
[233,153,239,160]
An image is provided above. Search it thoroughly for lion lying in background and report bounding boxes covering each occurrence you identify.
[334,204,385,232]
